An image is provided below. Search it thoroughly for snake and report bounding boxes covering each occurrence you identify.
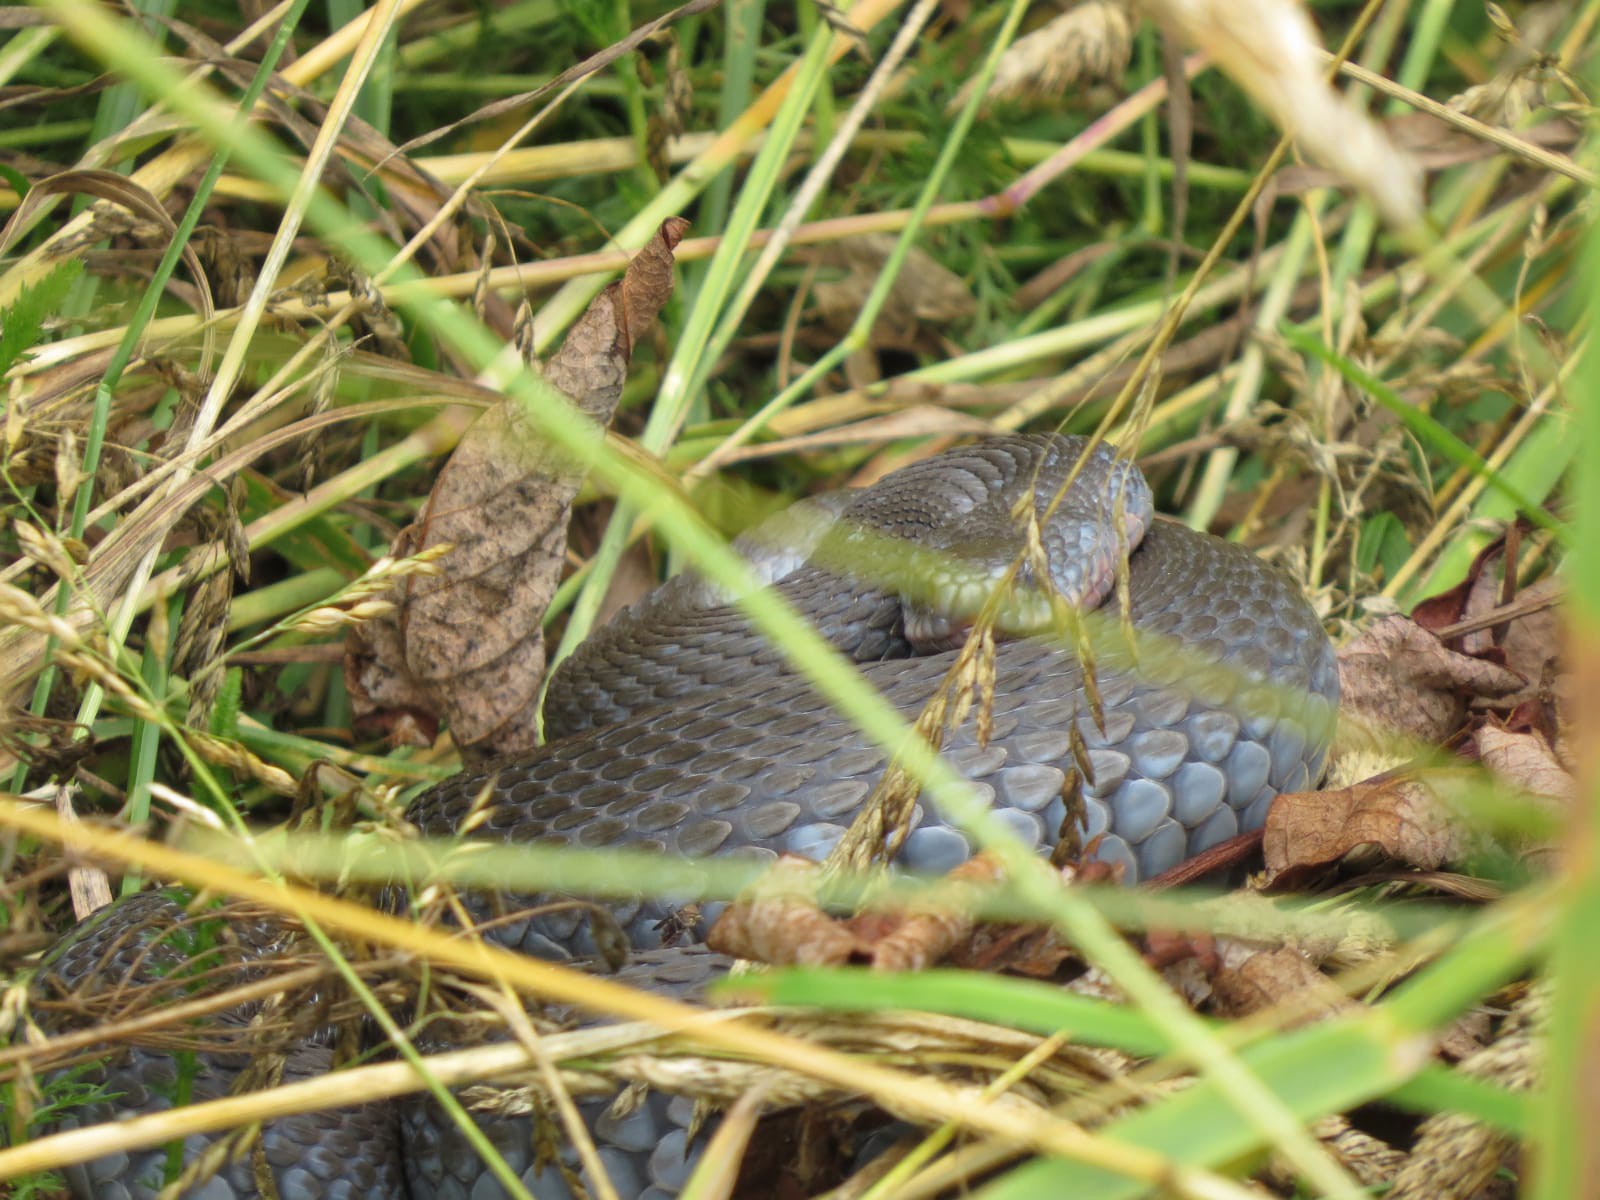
[23,433,1339,1200]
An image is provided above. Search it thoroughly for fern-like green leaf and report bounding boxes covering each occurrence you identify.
[0,259,84,382]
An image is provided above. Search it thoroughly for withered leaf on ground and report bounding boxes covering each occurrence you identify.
[706,856,861,967]
[1260,773,1471,886]
[1417,541,1563,705]
[1473,723,1571,874]
[345,219,689,760]
[707,851,1079,973]
[1410,531,1513,634]
[1474,723,1576,808]
[1332,615,1523,777]
[1412,534,1562,661]
[864,853,1003,972]
[797,234,976,343]
[1207,944,1353,1023]
[1487,575,1564,705]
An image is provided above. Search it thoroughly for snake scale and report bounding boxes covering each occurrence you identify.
[24,434,1339,1200]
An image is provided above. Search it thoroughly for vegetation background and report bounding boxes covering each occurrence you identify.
[0,0,1590,1196]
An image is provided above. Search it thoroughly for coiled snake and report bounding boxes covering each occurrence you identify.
[26,434,1338,1199]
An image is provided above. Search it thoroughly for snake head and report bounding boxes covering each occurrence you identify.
[899,436,1153,652]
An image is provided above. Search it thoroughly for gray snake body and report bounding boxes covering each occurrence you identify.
[26,434,1338,1199]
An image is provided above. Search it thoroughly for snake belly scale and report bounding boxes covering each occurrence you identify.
[27,434,1338,1200]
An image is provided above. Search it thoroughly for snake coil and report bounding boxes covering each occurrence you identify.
[25,434,1338,1199]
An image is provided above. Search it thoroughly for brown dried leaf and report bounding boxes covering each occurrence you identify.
[342,540,440,745]
[945,858,1122,977]
[1457,547,1509,657]
[1208,945,1352,1022]
[1475,724,1576,807]
[1334,616,1524,771]
[379,434,559,755]
[864,852,1002,972]
[798,234,976,343]
[1142,927,1219,974]
[1496,575,1565,695]
[711,851,1073,973]
[706,857,861,967]
[1411,536,1506,633]
[1261,773,1471,885]
[545,217,690,418]
[1474,722,1571,875]
[345,220,688,758]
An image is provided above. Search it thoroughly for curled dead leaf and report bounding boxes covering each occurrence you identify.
[706,856,861,967]
[544,217,689,417]
[1474,724,1576,808]
[797,234,976,343]
[866,853,1004,972]
[1492,575,1565,704]
[709,851,1060,973]
[1261,772,1472,886]
[944,857,1121,977]
[1473,723,1571,874]
[1413,541,1563,709]
[1332,615,1523,780]
[345,220,688,760]
[1208,944,1352,1022]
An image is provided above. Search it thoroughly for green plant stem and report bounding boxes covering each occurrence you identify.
[1328,0,1448,294]
[1532,108,1600,1198]
[0,119,93,148]
[1137,26,1163,237]
[696,0,764,264]
[0,23,57,87]
[679,0,942,481]
[613,0,658,196]
[1184,193,1329,531]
